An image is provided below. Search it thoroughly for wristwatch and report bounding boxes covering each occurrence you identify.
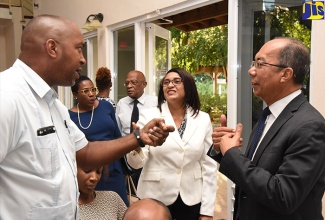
[133,129,145,147]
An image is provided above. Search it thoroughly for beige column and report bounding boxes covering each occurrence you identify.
[309,19,325,218]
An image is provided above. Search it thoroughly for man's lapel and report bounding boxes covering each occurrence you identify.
[252,94,306,163]
[161,104,198,148]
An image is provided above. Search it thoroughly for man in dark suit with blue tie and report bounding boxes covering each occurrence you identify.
[208,37,325,220]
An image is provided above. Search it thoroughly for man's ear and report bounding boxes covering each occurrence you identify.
[46,39,58,58]
[280,67,294,83]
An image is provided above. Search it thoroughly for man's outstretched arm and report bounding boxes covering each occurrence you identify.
[76,118,175,171]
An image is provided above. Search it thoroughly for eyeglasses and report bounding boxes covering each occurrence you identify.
[123,81,144,86]
[160,77,183,87]
[251,60,288,69]
[78,87,98,95]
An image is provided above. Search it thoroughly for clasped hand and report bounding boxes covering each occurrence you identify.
[137,118,175,146]
[212,114,243,155]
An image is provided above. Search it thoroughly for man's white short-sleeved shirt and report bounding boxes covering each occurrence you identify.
[0,60,88,219]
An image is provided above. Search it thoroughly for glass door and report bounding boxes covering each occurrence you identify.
[146,23,171,96]
[227,1,312,219]
[113,26,135,101]
[59,34,98,108]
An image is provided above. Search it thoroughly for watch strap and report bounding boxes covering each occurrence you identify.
[133,129,145,147]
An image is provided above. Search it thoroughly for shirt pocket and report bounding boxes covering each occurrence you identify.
[61,128,78,174]
[34,133,58,179]
[30,201,73,220]
[120,119,130,133]
[142,171,161,182]
[193,169,203,180]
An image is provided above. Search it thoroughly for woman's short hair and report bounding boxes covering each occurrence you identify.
[71,75,91,93]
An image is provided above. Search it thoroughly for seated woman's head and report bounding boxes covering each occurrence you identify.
[77,166,103,202]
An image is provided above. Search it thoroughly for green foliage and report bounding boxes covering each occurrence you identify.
[252,7,311,122]
[194,73,213,94]
[170,26,229,123]
[169,26,228,73]
[155,37,168,74]
[194,75,227,125]
[169,6,311,125]
[253,7,311,56]
[271,8,311,48]
[199,93,227,125]
[199,92,227,114]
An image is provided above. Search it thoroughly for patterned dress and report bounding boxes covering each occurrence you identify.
[97,96,116,109]
[78,191,127,220]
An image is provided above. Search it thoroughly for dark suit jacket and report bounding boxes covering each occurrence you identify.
[209,93,325,220]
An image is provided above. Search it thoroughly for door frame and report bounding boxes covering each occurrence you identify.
[146,23,171,96]
[106,0,223,102]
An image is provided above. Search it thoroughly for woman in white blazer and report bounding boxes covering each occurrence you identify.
[127,68,217,220]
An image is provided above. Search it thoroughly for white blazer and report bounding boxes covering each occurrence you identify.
[127,103,218,216]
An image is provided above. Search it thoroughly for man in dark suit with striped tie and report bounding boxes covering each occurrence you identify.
[208,37,325,220]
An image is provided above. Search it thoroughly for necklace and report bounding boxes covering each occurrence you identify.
[77,104,94,129]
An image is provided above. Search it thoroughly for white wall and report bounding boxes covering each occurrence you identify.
[309,19,325,218]
[33,0,189,68]
[34,0,187,31]
[0,7,23,71]
[310,20,325,116]
[0,20,9,71]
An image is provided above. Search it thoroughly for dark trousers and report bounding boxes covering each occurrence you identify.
[167,194,201,220]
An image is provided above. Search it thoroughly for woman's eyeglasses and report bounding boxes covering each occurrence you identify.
[160,77,183,87]
[78,87,98,95]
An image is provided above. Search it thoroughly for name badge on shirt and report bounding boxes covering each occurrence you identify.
[37,126,56,136]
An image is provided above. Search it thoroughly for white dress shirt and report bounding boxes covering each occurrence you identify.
[0,59,88,219]
[251,89,302,159]
[208,90,302,160]
[116,93,157,136]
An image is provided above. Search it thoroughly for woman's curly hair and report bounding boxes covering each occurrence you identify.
[96,67,112,91]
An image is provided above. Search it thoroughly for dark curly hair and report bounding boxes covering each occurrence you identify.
[96,67,112,91]
[71,75,91,93]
